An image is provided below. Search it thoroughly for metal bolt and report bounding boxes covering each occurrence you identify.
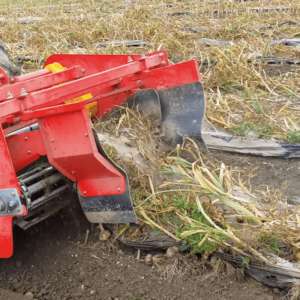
[14,117,20,122]
[159,53,163,57]
[72,171,76,175]
[119,78,123,82]
[85,133,88,137]
[83,191,87,194]
[128,56,133,62]
[138,80,141,84]
[24,136,28,140]
[0,200,5,212]
[161,61,166,65]
[10,78,15,83]
[9,200,15,207]
[28,150,31,154]
[81,69,85,73]
[26,198,31,207]
[7,92,13,99]
[51,138,54,142]
[117,188,121,192]
[11,192,15,196]
[21,88,27,95]
[16,208,20,212]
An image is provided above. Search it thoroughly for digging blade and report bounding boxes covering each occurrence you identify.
[77,177,137,224]
[158,82,206,144]
[77,130,138,224]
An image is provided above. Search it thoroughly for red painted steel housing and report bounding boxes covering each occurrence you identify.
[0,51,201,258]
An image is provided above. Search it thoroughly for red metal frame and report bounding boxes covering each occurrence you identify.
[0,51,202,258]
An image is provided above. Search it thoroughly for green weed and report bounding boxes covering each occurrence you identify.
[258,233,280,254]
[174,198,225,255]
[242,256,250,269]
[153,226,163,236]
[287,130,300,143]
[231,121,274,138]
[245,87,265,115]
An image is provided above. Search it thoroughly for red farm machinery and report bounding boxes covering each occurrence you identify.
[0,51,205,258]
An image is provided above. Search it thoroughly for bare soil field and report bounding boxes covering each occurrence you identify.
[0,195,278,300]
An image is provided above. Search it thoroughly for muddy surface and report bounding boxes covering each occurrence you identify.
[0,188,281,300]
[210,149,300,198]
[263,63,300,77]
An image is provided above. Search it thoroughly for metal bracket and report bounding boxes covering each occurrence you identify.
[0,189,23,216]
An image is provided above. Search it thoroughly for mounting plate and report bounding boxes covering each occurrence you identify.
[0,189,23,216]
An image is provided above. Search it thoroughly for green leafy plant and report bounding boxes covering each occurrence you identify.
[287,130,300,143]
[231,121,274,138]
[242,256,250,269]
[153,226,163,236]
[231,122,249,136]
[174,201,226,255]
[258,233,280,254]
[244,87,265,115]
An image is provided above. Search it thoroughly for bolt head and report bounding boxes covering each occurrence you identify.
[14,117,20,122]
[8,200,14,207]
[28,150,31,154]
[7,92,13,99]
[119,78,123,82]
[72,171,76,175]
[138,80,141,84]
[85,133,88,137]
[117,188,121,192]
[24,136,28,140]
[81,69,85,73]
[11,192,15,196]
[161,61,166,65]
[10,78,15,83]
[51,138,54,142]
[83,191,87,194]
[0,200,6,212]
[159,53,163,57]
[21,88,27,95]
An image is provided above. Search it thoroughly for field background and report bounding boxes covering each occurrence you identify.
[1,0,300,142]
[1,2,300,299]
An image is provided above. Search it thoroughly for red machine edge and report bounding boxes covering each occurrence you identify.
[0,51,203,258]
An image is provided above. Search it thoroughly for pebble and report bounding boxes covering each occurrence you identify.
[32,285,38,293]
[16,260,23,268]
[78,271,85,282]
[41,288,48,295]
[273,288,280,294]
[24,292,34,299]
[14,282,22,290]
[232,114,243,122]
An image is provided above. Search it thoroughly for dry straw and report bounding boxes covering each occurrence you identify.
[3,0,300,267]
[1,0,300,140]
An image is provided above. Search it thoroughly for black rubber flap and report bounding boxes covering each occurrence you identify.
[158,82,206,145]
[77,130,137,224]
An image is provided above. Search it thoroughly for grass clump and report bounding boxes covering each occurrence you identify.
[287,130,300,143]
[174,198,226,256]
[258,233,280,255]
[231,121,274,138]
